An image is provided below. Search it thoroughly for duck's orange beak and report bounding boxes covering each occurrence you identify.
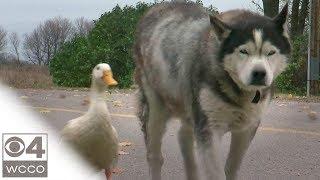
[103,70,118,86]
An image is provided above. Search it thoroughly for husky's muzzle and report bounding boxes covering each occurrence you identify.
[250,67,267,86]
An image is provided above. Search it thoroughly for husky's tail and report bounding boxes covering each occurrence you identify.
[133,36,149,145]
[137,84,149,145]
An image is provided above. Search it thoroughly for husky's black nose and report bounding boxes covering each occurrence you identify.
[251,70,266,85]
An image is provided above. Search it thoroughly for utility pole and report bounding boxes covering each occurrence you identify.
[308,0,320,96]
[307,0,313,97]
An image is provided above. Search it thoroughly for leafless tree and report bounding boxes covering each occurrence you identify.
[9,32,20,63]
[24,30,44,65]
[0,26,7,53]
[251,0,264,12]
[23,17,73,65]
[74,17,94,36]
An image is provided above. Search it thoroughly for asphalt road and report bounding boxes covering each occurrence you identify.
[14,89,320,180]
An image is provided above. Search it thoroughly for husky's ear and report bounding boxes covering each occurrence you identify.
[273,3,289,35]
[210,15,231,41]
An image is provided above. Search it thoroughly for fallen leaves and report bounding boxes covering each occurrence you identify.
[81,98,90,106]
[112,167,124,175]
[277,103,287,107]
[59,94,66,99]
[301,105,318,120]
[114,141,133,176]
[39,108,51,114]
[301,106,310,110]
[119,141,132,147]
[308,111,317,120]
[113,100,123,107]
[118,150,129,155]
[118,141,133,156]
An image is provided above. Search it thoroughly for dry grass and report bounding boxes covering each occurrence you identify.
[0,63,54,89]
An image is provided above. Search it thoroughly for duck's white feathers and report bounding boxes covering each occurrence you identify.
[62,98,119,171]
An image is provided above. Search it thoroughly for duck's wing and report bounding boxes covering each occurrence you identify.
[111,125,119,167]
[61,116,86,139]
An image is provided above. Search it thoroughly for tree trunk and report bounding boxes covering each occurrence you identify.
[262,0,279,17]
[297,0,309,35]
[291,0,301,36]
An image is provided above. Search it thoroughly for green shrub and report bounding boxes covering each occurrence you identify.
[50,2,151,88]
[50,36,97,87]
[275,35,308,95]
[275,62,306,94]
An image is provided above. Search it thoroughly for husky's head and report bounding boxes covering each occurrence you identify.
[210,4,291,91]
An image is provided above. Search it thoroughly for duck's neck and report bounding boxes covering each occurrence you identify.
[85,80,111,125]
[90,81,107,103]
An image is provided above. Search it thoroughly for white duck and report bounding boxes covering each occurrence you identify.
[62,63,119,180]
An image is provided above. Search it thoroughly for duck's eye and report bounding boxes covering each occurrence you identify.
[267,50,276,56]
[96,66,100,70]
[239,49,249,55]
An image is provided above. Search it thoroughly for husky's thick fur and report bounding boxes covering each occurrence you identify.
[133,1,290,180]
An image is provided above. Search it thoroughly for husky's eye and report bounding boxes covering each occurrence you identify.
[239,49,249,55]
[267,50,276,56]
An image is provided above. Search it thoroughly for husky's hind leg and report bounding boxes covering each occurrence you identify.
[140,79,168,180]
[146,95,168,180]
[179,117,198,180]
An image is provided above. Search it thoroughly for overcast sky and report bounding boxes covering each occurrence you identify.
[0,0,257,38]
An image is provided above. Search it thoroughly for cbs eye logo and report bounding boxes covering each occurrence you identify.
[4,136,45,158]
[4,137,25,157]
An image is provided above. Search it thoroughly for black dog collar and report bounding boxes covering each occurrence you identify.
[251,91,261,104]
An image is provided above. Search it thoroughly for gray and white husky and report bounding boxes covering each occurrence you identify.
[133,1,290,180]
